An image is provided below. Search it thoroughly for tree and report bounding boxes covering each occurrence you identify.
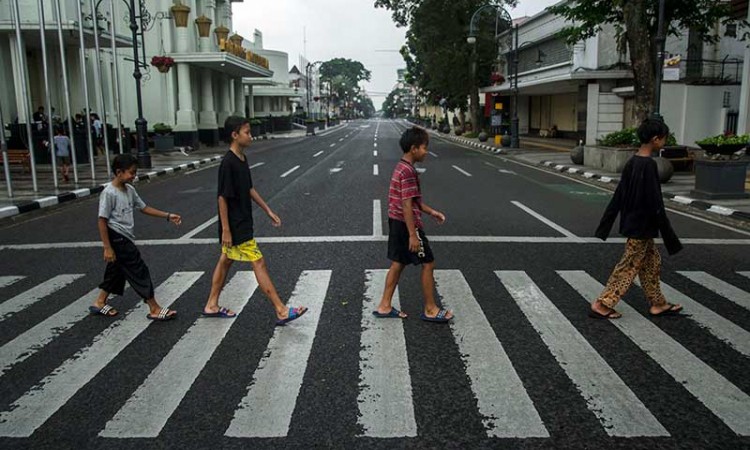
[319,58,373,118]
[376,0,516,131]
[548,0,732,122]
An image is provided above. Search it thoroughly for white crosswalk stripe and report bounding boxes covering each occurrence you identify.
[225,270,332,438]
[0,274,84,323]
[0,275,24,288]
[677,271,750,311]
[0,272,202,437]
[358,270,417,437]
[559,270,750,436]
[434,270,549,438]
[0,268,749,440]
[99,272,258,438]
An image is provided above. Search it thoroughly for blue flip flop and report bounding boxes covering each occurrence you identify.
[202,306,237,318]
[372,307,405,319]
[420,309,452,323]
[88,304,117,317]
[276,306,307,326]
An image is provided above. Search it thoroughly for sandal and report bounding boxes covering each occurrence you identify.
[372,307,407,319]
[147,308,177,321]
[202,306,237,318]
[588,309,622,319]
[89,304,118,317]
[276,306,308,326]
[420,309,452,323]
[650,303,683,317]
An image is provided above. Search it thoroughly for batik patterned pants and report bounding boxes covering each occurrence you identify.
[597,238,667,309]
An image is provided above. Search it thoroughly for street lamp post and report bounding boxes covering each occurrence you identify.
[511,24,520,148]
[651,0,667,121]
[126,0,150,168]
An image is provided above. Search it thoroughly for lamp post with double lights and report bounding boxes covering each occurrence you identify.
[652,0,667,121]
[467,4,513,137]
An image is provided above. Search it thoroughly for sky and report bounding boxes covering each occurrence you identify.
[232,0,562,110]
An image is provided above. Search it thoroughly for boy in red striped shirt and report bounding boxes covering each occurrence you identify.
[373,126,453,323]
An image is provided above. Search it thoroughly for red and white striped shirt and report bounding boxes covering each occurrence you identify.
[388,159,422,228]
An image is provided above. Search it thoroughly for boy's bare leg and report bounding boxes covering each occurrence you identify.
[421,262,453,319]
[377,261,407,317]
[91,289,117,315]
[251,257,304,320]
[204,253,235,314]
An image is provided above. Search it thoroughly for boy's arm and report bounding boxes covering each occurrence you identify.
[594,183,622,240]
[98,217,116,262]
[249,188,281,227]
[402,198,420,252]
[218,195,232,247]
[140,206,182,226]
[419,202,446,224]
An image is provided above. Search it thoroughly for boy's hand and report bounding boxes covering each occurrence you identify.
[268,211,281,227]
[103,246,116,263]
[221,229,233,248]
[169,213,182,226]
[431,210,446,224]
[408,234,420,253]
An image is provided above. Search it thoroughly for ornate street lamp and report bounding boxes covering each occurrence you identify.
[652,0,667,121]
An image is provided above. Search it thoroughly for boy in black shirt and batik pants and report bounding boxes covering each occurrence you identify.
[202,116,307,325]
[590,119,684,320]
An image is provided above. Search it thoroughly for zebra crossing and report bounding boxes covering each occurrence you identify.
[0,267,749,442]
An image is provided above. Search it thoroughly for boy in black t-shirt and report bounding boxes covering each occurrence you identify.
[591,119,683,320]
[202,116,307,325]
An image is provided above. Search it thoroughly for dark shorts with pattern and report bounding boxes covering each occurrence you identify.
[99,228,155,300]
[387,218,435,265]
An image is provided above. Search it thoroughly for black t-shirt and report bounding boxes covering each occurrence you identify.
[217,150,254,245]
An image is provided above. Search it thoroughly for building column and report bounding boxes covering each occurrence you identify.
[585,83,600,146]
[8,35,30,124]
[217,74,232,125]
[199,69,219,146]
[234,78,245,116]
[738,6,750,134]
[174,22,199,148]
[246,85,254,118]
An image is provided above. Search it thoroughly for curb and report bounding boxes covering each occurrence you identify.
[0,155,223,220]
[406,121,506,155]
[538,160,750,223]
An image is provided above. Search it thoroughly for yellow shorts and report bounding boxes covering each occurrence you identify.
[222,238,263,262]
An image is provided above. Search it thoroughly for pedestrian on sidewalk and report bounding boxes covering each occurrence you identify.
[90,154,181,321]
[202,115,307,325]
[590,119,684,320]
[53,127,71,182]
[374,126,453,322]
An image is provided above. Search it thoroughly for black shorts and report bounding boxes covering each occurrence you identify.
[99,229,155,300]
[387,218,435,265]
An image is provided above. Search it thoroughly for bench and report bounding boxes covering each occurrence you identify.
[0,149,31,172]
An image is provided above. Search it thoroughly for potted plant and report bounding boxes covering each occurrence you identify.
[150,56,175,73]
[152,123,174,151]
[305,119,316,136]
[589,127,677,182]
[248,118,262,137]
[691,133,750,199]
[318,118,326,131]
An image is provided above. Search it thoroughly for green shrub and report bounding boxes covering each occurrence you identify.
[152,123,172,135]
[599,127,677,147]
[695,134,750,146]
[464,131,479,139]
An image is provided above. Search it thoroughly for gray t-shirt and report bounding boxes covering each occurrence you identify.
[98,182,146,241]
[54,135,70,157]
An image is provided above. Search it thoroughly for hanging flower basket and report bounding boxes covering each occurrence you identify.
[490,72,505,85]
[151,56,175,73]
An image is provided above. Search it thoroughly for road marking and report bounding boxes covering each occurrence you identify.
[511,201,583,241]
[373,200,383,237]
[677,271,750,311]
[0,288,114,377]
[559,270,750,436]
[373,164,379,176]
[339,138,344,142]
[633,279,750,357]
[434,270,549,438]
[373,150,378,156]
[358,270,416,437]
[330,143,336,147]
[429,151,438,157]
[0,274,84,323]
[313,151,324,158]
[100,272,258,438]
[374,142,378,148]
[280,165,300,178]
[416,167,426,174]
[0,276,24,288]
[0,272,203,438]
[249,162,265,169]
[329,168,343,173]
[225,270,331,438]
[452,165,472,177]
[180,216,218,239]
[497,271,668,437]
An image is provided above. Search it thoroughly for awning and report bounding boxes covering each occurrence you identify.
[481,67,633,95]
[252,86,301,98]
[0,22,133,48]
[168,52,273,78]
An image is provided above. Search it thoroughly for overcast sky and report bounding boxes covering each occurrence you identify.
[233,0,561,109]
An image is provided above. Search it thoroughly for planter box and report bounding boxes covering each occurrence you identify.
[306,123,316,136]
[318,122,325,131]
[153,134,174,152]
[690,159,749,199]
[584,146,636,173]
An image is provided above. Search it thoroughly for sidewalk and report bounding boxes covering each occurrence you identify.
[0,123,347,220]
[427,127,750,225]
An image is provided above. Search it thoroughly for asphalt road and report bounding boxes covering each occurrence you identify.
[1,119,749,449]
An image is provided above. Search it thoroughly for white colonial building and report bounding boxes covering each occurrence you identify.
[243,30,300,118]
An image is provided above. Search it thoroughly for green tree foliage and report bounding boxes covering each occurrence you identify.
[319,58,375,118]
[548,0,732,121]
[381,87,411,118]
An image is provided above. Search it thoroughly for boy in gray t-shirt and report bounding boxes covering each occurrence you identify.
[92,154,183,321]
[53,128,71,182]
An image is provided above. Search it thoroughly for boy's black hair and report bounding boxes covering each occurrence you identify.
[224,115,250,141]
[637,118,670,144]
[399,126,429,153]
[111,153,138,174]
